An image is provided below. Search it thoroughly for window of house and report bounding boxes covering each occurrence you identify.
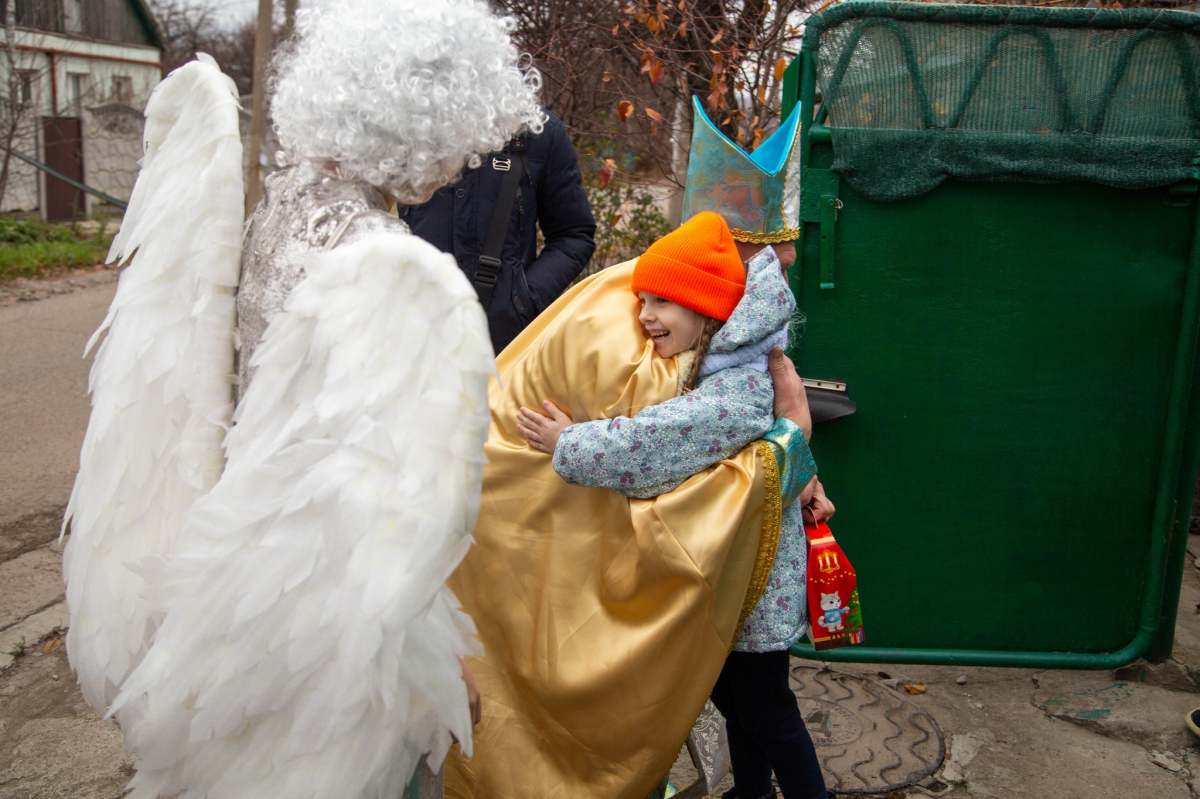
[67,73,88,117]
[17,70,34,105]
[112,76,133,105]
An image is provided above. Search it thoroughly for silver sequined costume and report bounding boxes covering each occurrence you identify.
[235,163,410,399]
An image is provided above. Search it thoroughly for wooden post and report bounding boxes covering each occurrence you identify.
[246,0,274,212]
[284,0,298,40]
[667,98,689,229]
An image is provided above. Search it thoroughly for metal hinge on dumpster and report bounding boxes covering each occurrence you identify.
[801,169,840,289]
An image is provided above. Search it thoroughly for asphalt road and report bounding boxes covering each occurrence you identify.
[0,282,114,529]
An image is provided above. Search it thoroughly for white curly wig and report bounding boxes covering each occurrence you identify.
[271,0,545,204]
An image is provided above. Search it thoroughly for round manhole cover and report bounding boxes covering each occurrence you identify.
[791,664,945,794]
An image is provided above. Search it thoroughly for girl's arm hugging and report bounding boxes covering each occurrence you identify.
[549,368,775,499]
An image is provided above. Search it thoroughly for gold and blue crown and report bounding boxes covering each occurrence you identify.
[682,96,802,243]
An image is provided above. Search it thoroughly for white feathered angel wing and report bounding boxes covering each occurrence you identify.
[62,54,243,711]
[111,231,494,799]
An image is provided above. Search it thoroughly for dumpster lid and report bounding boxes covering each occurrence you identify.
[805,1,1200,202]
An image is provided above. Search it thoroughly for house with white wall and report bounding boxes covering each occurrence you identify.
[1,0,161,220]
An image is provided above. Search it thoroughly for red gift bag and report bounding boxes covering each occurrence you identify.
[805,521,864,651]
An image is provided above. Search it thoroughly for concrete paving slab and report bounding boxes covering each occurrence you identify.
[0,508,63,566]
[1033,669,1198,751]
[0,603,68,672]
[0,643,131,799]
[0,540,65,631]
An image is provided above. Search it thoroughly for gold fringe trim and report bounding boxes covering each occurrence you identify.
[730,227,801,244]
[732,440,784,650]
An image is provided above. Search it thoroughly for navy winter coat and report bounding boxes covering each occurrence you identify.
[400,112,596,352]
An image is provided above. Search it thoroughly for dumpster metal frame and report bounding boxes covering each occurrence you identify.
[782,3,1200,668]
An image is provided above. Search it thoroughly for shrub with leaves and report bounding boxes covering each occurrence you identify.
[0,217,113,283]
[576,163,671,282]
[0,217,78,246]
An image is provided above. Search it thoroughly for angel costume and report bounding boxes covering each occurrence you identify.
[60,1,543,797]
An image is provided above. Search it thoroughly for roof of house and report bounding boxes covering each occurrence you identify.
[129,0,164,49]
[16,0,162,50]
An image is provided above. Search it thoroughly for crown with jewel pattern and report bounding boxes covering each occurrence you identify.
[682,96,803,243]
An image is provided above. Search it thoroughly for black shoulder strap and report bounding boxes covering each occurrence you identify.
[474,138,528,311]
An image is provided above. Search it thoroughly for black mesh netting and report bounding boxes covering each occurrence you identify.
[807,2,1200,201]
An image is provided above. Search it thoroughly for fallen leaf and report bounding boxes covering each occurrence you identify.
[42,638,62,655]
[645,107,665,122]
[617,100,634,122]
[903,682,926,695]
[876,671,892,679]
[711,30,724,44]
[598,158,617,189]
[775,56,787,82]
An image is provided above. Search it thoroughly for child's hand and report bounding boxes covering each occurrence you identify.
[517,400,573,454]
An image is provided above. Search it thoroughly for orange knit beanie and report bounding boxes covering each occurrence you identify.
[632,211,746,321]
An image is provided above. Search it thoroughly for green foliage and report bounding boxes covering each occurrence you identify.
[0,218,113,283]
[578,174,671,281]
[0,217,79,246]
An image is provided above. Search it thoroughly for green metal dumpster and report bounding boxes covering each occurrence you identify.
[782,2,1200,668]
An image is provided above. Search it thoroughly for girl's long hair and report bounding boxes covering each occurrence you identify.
[681,316,724,394]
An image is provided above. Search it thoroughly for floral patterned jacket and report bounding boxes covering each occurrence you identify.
[553,247,816,652]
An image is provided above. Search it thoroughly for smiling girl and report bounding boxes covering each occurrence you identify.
[517,211,801,499]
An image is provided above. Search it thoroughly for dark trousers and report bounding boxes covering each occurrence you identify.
[709,650,828,799]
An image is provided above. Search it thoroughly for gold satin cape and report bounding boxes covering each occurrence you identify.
[445,260,777,799]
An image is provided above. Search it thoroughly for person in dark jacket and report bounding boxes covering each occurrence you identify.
[400,111,596,352]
